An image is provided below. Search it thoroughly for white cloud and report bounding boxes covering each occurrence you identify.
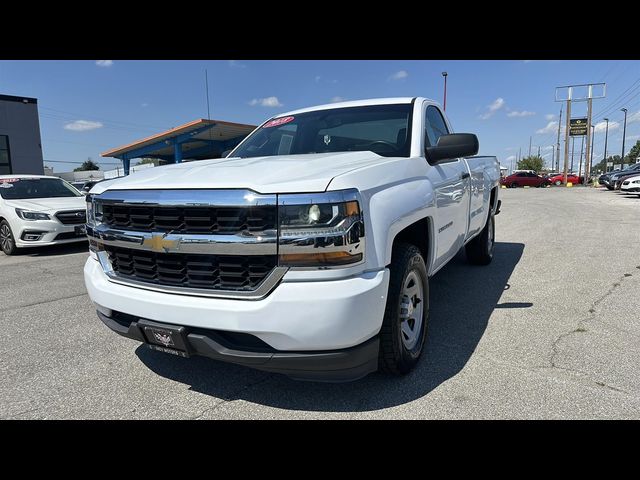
[248,96,283,107]
[64,120,103,131]
[330,96,346,103]
[315,75,321,83]
[228,60,247,68]
[141,103,149,108]
[505,155,516,161]
[507,110,535,118]
[594,120,619,133]
[95,60,113,67]
[545,114,555,121]
[536,121,558,134]
[479,98,505,120]
[389,70,408,81]
[627,110,640,124]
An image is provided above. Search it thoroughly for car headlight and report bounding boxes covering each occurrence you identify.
[85,195,103,227]
[15,208,50,221]
[278,189,365,267]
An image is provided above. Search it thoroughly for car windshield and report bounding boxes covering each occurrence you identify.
[0,178,82,199]
[230,104,413,159]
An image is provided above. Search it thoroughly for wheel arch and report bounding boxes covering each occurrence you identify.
[388,216,433,272]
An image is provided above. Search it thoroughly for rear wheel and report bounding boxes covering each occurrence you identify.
[465,213,495,265]
[555,180,562,186]
[379,243,429,375]
[0,220,19,255]
[510,182,518,188]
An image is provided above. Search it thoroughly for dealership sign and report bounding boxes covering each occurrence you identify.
[569,118,588,136]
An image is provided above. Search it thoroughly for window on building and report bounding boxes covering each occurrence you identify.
[0,135,11,175]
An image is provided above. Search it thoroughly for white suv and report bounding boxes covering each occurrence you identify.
[0,175,88,255]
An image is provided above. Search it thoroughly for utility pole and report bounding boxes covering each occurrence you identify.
[551,144,555,170]
[442,72,448,111]
[537,145,541,157]
[621,108,628,166]
[563,99,571,184]
[570,136,575,173]
[590,125,595,177]
[529,136,532,157]
[578,136,584,180]
[556,106,563,172]
[603,118,610,172]
[584,93,593,184]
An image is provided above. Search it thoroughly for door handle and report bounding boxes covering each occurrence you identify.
[461,172,470,180]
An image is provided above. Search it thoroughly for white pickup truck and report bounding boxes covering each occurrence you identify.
[84,97,500,381]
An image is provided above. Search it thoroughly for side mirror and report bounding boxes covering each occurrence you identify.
[425,133,479,164]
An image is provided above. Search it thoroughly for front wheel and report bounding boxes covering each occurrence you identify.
[379,243,429,375]
[0,220,19,255]
[465,213,495,265]
[555,180,562,186]
[510,182,518,188]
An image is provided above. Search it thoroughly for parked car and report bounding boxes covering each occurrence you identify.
[600,163,640,190]
[500,171,549,188]
[620,174,640,194]
[0,175,87,255]
[613,170,640,190]
[84,97,501,381]
[70,180,103,195]
[546,173,583,186]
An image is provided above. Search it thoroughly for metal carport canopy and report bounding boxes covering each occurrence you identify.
[101,118,256,175]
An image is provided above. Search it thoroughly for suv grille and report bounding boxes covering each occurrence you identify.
[101,204,276,234]
[56,210,87,225]
[104,246,277,291]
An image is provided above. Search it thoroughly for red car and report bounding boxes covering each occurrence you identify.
[547,173,583,185]
[500,172,549,188]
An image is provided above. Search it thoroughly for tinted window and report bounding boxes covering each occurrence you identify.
[231,104,412,159]
[424,105,450,147]
[517,173,527,177]
[0,178,82,199]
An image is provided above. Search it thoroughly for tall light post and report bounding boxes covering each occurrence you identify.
[603,118,609,172]
[441,72,448,111]
[590,125,595,176]
[621,108,628,167]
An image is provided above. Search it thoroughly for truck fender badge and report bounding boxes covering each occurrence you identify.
[438,221,453,233]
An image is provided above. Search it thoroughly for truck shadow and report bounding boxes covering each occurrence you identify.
[135,241,525,412]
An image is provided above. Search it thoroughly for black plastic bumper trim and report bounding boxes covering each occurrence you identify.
[96,310,379,382]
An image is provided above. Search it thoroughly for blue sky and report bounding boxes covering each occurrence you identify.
[0,60,639,172]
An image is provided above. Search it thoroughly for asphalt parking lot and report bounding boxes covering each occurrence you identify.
[1,187,639,419]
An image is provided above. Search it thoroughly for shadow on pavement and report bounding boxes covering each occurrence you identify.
[136,241,525,412]
[20,241,88,257]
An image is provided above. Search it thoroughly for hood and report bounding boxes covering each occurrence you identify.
[4,196,86,213]
[92,152,390,194]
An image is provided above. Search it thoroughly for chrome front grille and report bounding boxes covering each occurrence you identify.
[101,204,276,234]
[88,189,285,299]
[105,246,278,291]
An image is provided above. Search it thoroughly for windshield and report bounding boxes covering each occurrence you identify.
[230,104,413,159]
[0,178,82,200]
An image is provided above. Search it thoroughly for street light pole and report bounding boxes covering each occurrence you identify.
[442,72,448,111]
[590,125,595,177]
[621,108,628,166]
[603,118,609,172]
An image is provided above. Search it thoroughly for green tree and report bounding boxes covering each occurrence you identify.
[623,140,640,165]
[74,158,100,172]
[593,155,622,174]
[516,155,544,172]
[137,157,160,166]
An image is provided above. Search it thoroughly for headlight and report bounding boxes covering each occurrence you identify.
[15,208,50,221]
[85,195,103,227]
[278,189,365,268]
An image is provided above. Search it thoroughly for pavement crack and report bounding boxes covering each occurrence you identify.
[0,292,88,313]
[188,374,275,419]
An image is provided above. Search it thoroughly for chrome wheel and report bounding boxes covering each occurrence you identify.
[399,270,424,350]
[0,224,13,253]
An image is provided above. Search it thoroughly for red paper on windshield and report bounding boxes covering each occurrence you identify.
[263,116,294,128]
[0,178,20,183]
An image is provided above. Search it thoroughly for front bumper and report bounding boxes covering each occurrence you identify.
[97,309,380,382]
[13,218,86,248]
[621,186,640,192]
[84,257,389,351]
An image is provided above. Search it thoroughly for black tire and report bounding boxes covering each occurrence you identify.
[555,180,562,186]
[510,182,518,188]
[465,212,495,265]
[0,220,19,255]
[379,243,429,375]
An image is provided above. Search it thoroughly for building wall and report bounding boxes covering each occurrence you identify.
[0,94,44,175]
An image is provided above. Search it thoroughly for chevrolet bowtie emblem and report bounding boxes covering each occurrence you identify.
[143,233,178,253]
